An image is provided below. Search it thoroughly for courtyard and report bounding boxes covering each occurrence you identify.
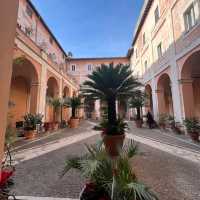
[10,121,200,200]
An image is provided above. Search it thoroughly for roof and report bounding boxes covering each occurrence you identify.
[27,0,68,57]
[69,56,128,61]
[131,0,153,46]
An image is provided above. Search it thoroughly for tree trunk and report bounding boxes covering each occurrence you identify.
[107,97,117,126]
[72,107,76,118]
[60,105,63,122]
[136,107,141,120]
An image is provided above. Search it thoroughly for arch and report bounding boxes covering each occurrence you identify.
[46,77,59,122]
[9,57,39,126]
[157,73,174,117]
[63,86,70,98]
[145,84,153,113]
[181,50,200,118]
[46,77,59,98]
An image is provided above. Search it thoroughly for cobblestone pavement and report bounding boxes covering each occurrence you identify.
[10,120,200,200]
[128,121,200,152]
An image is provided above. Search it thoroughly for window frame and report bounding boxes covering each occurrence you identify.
[157,42,162,58]
[88,64,92,71]
[184,3,196,32]
[71,65,76,72]
[154,6,160,24]
[26,4,33,18]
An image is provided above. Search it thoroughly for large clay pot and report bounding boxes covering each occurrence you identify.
[69,118,79,128]
[24,130,36,140]
[102,133,125,157]
[135,119,143,128]
[189,132,199,142]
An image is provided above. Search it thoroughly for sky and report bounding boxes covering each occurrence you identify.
[31,0,144,58]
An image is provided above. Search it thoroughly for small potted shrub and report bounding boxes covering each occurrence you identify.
[158,114,168,129]
[184,118,200,142]
[82,63,141,157]
[129,90,146,128]
[65,96,82,128]
[23,114,37,139]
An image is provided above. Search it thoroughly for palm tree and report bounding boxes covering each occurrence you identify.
[81,63,141,133]
[129,90,146,121]
[46,97,61,122]
[65,96,82,119]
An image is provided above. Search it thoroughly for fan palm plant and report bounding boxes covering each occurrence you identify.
[46,97,61,122]
[81,63,141,135]
[65,96,82,119]
[64,95,83,128]
[61,141,158,200]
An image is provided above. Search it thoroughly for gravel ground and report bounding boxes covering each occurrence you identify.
[10,121,200,199]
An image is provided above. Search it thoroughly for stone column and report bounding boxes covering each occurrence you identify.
[0,0,18,181]
[151,79,159,120]
[170,62,183,122]
[95,100,101,120]
[179,79,195,118]
[38,64,47,120]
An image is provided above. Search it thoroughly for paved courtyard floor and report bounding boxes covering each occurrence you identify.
[10,120,200,200]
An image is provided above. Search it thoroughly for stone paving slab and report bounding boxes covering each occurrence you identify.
[128,121,200,152]
[10,121,200,200]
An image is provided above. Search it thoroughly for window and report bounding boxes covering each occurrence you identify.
[49,37,53,45]
[88,64,92,71]
[71,65,76,71]
[154,6,160,24]
[143,33,146,45]
[157,43,162,58]
[144,60,148,72]
[184,4,196,32]
[135,48,138,58]
[26,4,33,18]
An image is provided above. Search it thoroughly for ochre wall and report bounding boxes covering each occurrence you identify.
[0,0,18,181]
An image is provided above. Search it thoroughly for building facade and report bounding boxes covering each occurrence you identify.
[129,0,200,122]
[67,57,129,119]
[9,0,79,127]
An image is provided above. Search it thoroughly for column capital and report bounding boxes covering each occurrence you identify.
[31,82,40,86]
[155,89,164,93]
[178,79,193,84]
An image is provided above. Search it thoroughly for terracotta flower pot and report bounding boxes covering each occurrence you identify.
[102,133,125,157]
[44,122,50,132]
[159,123,166,129]
[189,132,199,142]
[135,119,143,128]
[24,130,36,139]
[69,118,79,128]
[52,122,59,130]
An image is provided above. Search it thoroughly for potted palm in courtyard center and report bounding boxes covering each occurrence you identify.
[81,63,141,157]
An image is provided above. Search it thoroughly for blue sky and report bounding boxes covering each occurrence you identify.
[31,0,144,58]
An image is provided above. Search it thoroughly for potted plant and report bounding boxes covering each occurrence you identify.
[81,63,141,157]
[47,97,61,130]
[129,90,146,128]
[61,141,158,200]
[158,114,168,129]
[65,96,82,128]
[23,114,37,139]
[184,118,200,142]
